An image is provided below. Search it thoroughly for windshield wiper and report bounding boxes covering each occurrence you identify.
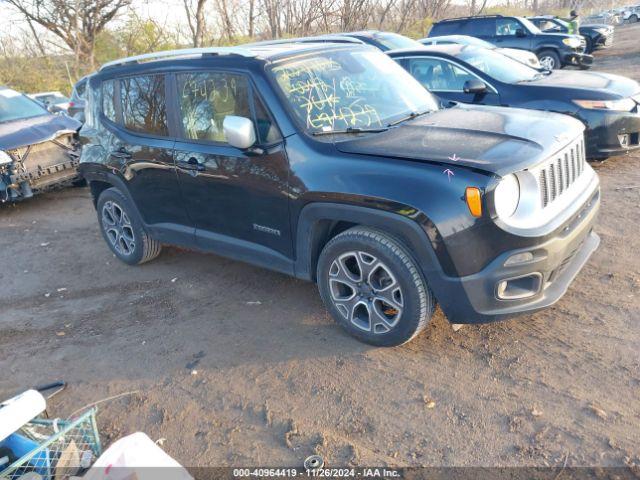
[312,126,389,136]
[387,109,432,127]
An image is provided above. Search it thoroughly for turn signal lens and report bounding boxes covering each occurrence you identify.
[465,187,482,217]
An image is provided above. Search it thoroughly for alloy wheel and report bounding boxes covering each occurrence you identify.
[328,251,404,334]
[101,200,136,256]
[539,55,556,70]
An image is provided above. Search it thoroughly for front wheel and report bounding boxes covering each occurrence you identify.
[96,187,162,265]
[317,227,435,347]
[537,50,560,70]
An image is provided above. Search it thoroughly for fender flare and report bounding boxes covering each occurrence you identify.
[82,167,144,223]
[294,203,447,293]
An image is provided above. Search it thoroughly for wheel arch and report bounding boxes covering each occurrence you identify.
[294,203,447,292]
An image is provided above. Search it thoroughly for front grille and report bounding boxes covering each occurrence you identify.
[538,137,586,208]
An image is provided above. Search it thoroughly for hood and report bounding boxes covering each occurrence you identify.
[0,114,81,151]
[523,70,640,98]
[580,24,611,32]
[537,32,582,41]
[334,104,584,176]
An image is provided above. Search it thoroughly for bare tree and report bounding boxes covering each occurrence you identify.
[6,0,131,72]
[184,0,208,46]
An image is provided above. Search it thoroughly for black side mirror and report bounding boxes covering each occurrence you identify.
[515,28,526,37]
[463,79,487,94]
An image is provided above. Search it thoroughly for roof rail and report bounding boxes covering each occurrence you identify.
[438,14,503,22]
[246,35,365,47]
[100,47,256,71]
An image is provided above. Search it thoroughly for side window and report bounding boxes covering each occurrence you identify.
[254,95,281,144]
[468,18,496,36]
[177,72,251,142]
[101,80,117,122]
[120,75,168,136]
[496,18,523,36]
[409,58,477,92]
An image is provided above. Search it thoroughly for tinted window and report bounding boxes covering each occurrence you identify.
[177,72,251,142]
[465,18,496,36]
[496,18,523,35]
[430,22,460,36]
[372,33,423,50]
[121,75,168,136]
[409,58,476,91]
[75,80,87,98]
[102,80,117,122]
[254,95,280,144]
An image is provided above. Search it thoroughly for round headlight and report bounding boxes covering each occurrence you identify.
[494,174,520,219]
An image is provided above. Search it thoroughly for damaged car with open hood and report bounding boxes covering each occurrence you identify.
[0,86,82,202]
[80,44,600,346]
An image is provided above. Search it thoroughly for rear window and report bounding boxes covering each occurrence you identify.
[73,80,87,100]
[120,75,168,136]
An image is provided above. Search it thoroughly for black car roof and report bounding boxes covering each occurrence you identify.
[99,43,362,74]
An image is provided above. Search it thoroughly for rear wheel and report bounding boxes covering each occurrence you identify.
[317,227,434,347]
[631,14,639,22]
[96,187,162,265]
[537,49,560,70]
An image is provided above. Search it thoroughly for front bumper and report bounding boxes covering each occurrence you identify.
[562,50,593,68]
[434,188,600,324]
[581,107,640,159]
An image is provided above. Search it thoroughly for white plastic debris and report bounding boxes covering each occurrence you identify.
[83,432,193,480]
[0,390,47,442]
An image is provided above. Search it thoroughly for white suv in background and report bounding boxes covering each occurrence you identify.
[622,5,640,22]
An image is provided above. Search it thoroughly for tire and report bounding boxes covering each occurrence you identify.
[317,226,435,347]
[96,187,161,265]
[584,37,593,54]
[631,14,639,23]
[537,50,560,70]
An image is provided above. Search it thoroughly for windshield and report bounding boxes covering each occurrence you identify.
[270,49,439,133]
[0,89,49,123]
[35,94,69,105]
[373,32,424,50]
[459,46,542,83]
[553,18,571,28]
[519,17,543,34]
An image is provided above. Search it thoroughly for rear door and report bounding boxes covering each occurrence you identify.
[103,74,191,239]
[171,70,293,271]
[402,56,501,106]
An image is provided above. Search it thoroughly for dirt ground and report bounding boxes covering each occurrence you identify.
[1,24,639,470]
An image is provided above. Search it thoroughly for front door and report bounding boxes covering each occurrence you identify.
[405,57,501,106]
[171,70,293,271]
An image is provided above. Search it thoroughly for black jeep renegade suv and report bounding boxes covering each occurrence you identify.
[79,43,600,346]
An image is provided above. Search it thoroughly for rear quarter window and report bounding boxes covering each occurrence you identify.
[102,80,117,122]
[430,22,460,36]
[120,75,168,136]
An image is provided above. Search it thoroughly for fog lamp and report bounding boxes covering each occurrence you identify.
[618,134,629,147]
[496,273,542,300]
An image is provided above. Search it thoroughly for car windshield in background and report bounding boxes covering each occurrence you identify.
[373,33,424,50]
[270,49,439,133]
[458,46,541,83]
[36,94,69,105]
[520,17,543,34]
[0,89,49,123]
